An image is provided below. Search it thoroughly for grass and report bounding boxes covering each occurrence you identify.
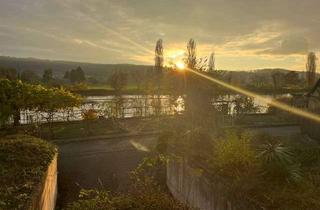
[40,120,122,140]
[73,88,144,96]
[233,113,296,126]
[87,84,139,90]
[0,135,56,210]
[0,118,161,142]
[81,83,308,96]
[246,85,308,95]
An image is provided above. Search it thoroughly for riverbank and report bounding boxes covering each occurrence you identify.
[73,86,308,96]
[1,118,163,141]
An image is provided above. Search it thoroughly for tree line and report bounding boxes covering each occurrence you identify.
[0,66,86,86]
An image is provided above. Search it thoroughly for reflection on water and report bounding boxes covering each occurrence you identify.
[215,93,291,114]
[20,95,185,124]
[19,94,290,124]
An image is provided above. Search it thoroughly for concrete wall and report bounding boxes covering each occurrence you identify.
[167,159,232,210]
[30,154,58,210]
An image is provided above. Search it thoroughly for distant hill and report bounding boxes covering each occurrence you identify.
[0,56,152,81]
[0,56,308,83]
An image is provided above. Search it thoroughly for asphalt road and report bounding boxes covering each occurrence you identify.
[55,124,300,208]
[56,134,158,208]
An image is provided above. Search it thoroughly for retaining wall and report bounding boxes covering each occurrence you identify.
[167,159,232,210]
[30,154,58,210]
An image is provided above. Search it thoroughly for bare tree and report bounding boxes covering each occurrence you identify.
[306,52,317,88]
[187,39,197,69]
[208,52,215,72]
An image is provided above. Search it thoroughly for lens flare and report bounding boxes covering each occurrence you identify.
[186,68,320,123]
[58,0,320,124]
[176,62,185,70]
[130,140,150,152]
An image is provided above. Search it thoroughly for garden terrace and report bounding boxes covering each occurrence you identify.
[164,130,320,209]
[0,135,57,210]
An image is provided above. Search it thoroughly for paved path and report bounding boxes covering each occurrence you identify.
[56,133,158,208]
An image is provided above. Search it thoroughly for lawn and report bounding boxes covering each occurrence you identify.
[40,119,122,140]
[87,84,139,90]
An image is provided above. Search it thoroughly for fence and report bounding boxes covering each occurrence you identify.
[18,95,182,125]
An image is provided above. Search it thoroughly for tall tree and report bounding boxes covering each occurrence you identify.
[154,39,164,116]
[69,67,86,84]
[108,71,127,93]
[184,39,217,129]
[0,67,18,80]
[186,39,197,69]
[284,71,300,86]
[306,52,317,88]
[154,39,164,74]
[42,69,53,84]
[20,70,40,84]
[208,52,215,72]
[64,71,70,80]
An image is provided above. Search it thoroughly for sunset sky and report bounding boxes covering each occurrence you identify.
[0,0,319,70]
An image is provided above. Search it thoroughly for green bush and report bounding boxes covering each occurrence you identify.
[0,135,57,210]
[66,155,190,210]
[160,128,320,209]
[207,132,320,209]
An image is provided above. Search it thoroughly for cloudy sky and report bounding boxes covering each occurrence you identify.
[0,0,319,70]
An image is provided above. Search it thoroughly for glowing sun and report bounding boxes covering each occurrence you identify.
[175,62,185,70]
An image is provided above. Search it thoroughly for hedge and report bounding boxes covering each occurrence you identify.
[0,135,57,210]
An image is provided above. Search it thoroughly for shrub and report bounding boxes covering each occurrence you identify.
[210,132,258,179]
[0,135,57,210]
[82,109,98,121]
[66,155,190,210]
[207,132,320,209]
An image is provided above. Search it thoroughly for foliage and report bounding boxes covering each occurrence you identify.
[108,71,128,93]
[66,155,190,210]
[132,155,168,187]
[180,39,226,129]
[81,109,99,135]
[38,120,118,140]
[0,79,82,127]
[184,71,218,128]
[103,96,125,119]
[0,135,57,210]
[161,128,320,210]
[20,69,40,84]
[64,67,86,84]
[65,82,88,92]
[66,182,189,210]
[186,39,197,69]
[0,67,18,80]
[306,52,317,88]
[154,39,164,75]
[208,52,215,72]
[82,109,98,121]
[42,69,53,84]
[0,79,24,125]
[284,71,300,86]
[233,96,260,115]
[209,132,320,209]
[210,132,258,179]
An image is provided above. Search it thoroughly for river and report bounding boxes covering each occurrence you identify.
[19,94,291,124]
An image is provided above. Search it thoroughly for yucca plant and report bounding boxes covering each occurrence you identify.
[257,137,303,184]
